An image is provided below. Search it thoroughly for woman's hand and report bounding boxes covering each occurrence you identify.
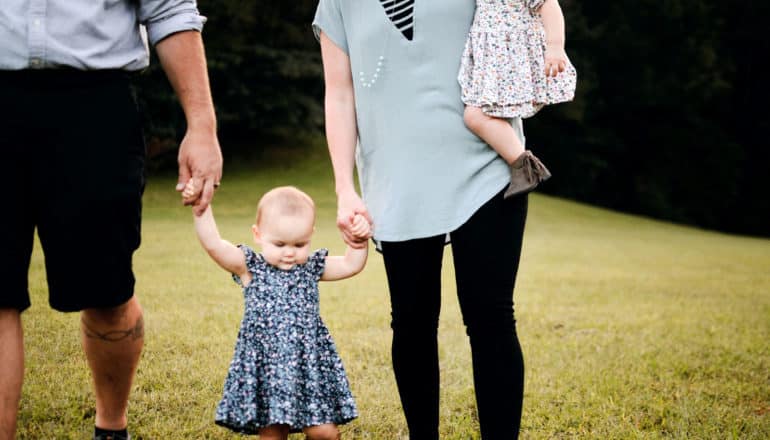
[544,43,568,77]
[337,189,373,249]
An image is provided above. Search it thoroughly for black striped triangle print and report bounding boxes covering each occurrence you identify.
[379,0,415,40]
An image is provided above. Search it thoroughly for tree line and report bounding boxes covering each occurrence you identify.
[134,0,769,237]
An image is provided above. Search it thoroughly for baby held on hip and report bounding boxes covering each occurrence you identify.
[461,0,576,198]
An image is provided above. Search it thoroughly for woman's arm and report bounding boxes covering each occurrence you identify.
[538,0,569,77]
[193,205,250,282]
[319,32,372,248]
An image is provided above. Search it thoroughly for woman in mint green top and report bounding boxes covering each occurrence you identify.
[314,1,529,438]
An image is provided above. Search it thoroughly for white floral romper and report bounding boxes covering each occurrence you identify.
[459,0,577,118]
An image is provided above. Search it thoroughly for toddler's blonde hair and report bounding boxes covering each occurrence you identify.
[255,186,316,226]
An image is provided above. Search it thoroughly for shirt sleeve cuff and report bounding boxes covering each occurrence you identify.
[312,22,348,55]
[146,10,206,46]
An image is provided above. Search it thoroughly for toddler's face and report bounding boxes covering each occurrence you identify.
[253,213,314,271]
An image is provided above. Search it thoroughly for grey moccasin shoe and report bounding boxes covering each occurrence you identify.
[503,150,552,199]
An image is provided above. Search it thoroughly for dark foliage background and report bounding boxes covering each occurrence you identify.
[134,0,769,237]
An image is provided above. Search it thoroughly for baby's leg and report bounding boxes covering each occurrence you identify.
[259,424,290,440]
[303,423,340,440]
[464,105,551,197]
[464,105,525,164]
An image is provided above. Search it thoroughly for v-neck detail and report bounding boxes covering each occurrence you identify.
[378,0,415,41]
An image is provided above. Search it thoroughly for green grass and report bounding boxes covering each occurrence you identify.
[18,144,770,439]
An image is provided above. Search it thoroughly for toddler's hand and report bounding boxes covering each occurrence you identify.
[349,213,372,242]
[544,44,568,77]
[181,178,197,205]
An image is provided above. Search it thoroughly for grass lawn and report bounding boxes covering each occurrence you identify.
[17,144,770,439]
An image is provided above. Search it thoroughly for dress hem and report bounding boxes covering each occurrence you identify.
[215,414,357,434]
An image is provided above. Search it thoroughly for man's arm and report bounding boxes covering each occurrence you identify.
[155,30,223,215]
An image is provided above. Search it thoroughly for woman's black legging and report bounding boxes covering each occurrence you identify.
[380,189,527,440]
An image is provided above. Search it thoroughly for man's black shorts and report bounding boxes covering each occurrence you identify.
[0,69,146,312]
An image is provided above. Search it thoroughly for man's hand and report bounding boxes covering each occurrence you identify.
[337,189,373,249]
[155,30,222,216]
[175,128,223,215]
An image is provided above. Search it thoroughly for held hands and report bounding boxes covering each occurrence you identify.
[181,177,198,205]
[349,214,371,242]
[544,43,569,78]
[175,129,223,216]
[337,189,373,249]
[185,180,373,245]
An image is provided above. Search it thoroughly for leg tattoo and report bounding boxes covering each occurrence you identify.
[82,316,144,342]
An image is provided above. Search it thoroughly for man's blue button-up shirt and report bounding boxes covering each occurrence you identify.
[0,0,206,71]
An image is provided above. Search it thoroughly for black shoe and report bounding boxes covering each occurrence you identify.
[94,432,130,440]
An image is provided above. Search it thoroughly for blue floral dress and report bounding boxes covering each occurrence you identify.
[215,246,358,434]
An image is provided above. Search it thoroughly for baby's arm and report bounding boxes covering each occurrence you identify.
[321,214,369,281]
[193,204,250,281]
[538,0,569,77]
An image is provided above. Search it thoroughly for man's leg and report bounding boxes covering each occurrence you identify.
[81,297,144,431]
[0,310,23,440]
[0,70,36,440]
[31,70,147,434]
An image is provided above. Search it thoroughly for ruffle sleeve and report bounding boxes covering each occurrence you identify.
[305,248,329,281]
[231,244,261,287]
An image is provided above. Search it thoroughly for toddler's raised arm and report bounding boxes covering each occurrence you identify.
[193,204,249,279]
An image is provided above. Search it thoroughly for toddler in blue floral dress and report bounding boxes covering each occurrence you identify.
[459,0,577,198]
[185,183,371,439]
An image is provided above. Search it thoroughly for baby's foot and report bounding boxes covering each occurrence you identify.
[503,151,552,198]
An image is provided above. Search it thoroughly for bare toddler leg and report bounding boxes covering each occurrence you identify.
[464,105,552,198]
[259,424,290,440]
[463,106,524,164]
[304,423,341,440]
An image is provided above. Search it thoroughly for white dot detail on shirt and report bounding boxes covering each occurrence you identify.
[359,56,385,90]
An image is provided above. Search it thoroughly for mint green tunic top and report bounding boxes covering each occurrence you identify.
[313,0,524,242]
